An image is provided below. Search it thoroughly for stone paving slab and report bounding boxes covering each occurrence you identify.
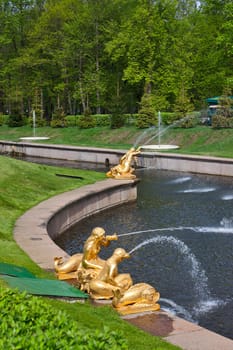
[123,311,233,350]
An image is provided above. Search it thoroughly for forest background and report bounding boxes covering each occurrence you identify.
[0,0,233,125]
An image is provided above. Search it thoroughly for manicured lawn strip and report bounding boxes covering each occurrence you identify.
[162,127,233,158]
[0,155,180,350]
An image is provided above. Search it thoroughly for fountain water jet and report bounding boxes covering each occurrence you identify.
[129,235,210,300]
[20,110,50,141]
[138,113,197,151]
[160,297,195,322]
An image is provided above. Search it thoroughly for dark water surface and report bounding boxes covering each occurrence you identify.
[55,169,233,340]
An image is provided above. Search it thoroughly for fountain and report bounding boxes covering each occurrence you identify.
[55,169,233,339]
[136,111,192,151]
[20,110,50,141]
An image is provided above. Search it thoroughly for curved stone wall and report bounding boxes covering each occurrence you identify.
[14,179,138,271]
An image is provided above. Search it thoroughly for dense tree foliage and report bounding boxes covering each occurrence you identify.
[0,0,232,119]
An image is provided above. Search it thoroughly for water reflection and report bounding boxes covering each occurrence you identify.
[55,169,233,339]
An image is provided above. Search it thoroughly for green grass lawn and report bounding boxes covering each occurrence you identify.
[0,124,232,158]
[0,155,180,350]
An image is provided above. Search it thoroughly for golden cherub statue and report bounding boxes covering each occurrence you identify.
[54,226,160,315]
[106,147,141,180]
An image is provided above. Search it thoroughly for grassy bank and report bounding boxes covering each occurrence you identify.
[0,155,180,350]
[0,124,233,158]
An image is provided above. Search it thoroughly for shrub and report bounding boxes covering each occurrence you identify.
[77,109,96,129]
[178,115,199,128]
[110,113,125,129]
[28,116,47,127]
[65,115,80,127]
[7,114,25,127]
[0,114,9,126]
[173,86,194,120]
[123,114,138,126]
[212,115,233,128]
[50,107,67,128]
[0,287,128,350]
[161,112,177,126]
[94,114,111,127]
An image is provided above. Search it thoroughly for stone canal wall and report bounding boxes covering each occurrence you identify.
[1,140,233,177]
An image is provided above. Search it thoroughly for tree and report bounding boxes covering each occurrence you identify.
[136,93,156,129]
[174,84,194,121]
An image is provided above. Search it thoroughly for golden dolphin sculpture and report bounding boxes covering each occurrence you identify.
[112,283,160,315]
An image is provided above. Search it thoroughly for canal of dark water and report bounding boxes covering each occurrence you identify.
[55,169,233,340]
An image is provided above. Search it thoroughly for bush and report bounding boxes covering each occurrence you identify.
[28,116,47,127]
[110,113,125,129]
[50,107,67,128]
[212,115,233,128]
[123,114,138,125]
[0,287,128,350]
[161,112,177,126]
[0,114,9,126]
[94,114,111,127]
[178,115,199,128]
[65,115,80,127]
[7,114,25,127]
[77,109,96,129]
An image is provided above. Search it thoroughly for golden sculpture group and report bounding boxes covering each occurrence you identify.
[54,149,160,314]
[54,227,160,315]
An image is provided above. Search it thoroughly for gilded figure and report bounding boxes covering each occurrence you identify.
[106,147,141,179]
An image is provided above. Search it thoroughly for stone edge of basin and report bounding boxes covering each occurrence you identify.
[14,178,138,271]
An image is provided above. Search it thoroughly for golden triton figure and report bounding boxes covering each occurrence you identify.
[81,227,117,270]
[54,227,117,280]
[106,147,141,180]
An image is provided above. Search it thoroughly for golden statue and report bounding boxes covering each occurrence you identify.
[89,248,133,300]
[54,226,160,315]
[112,283,160,315]
[106,147,140,179]
[81,227,117,270]
[54,227,117,280]
[54,253,83,279]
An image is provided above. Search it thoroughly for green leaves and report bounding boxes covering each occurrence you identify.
[0,287,128,349]
[0,0,232,117]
